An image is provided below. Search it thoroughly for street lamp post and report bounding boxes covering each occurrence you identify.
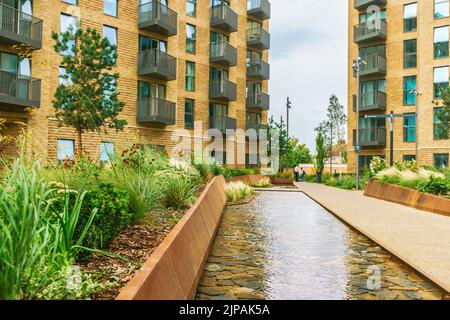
[286,97,292,170]
[352,57,366,190]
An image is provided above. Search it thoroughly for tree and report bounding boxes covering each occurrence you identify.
[267,116,292,169]
[435,86,450,140]
[287,139,313,167]
[52,27,127,156]
[315,132,327,183]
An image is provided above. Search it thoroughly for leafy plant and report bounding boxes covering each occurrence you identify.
[225,182,253,202]
[417,176,450,196]
[162,174,197,210]
[253,177,272,188]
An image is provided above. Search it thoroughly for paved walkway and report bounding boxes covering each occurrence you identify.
[295,182,450,293]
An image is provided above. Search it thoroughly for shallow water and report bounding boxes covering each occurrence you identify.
[196,191,446,300]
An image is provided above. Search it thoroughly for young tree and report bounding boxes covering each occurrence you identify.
[435,87,450,139]
[315,132,327,183]
[52,27,127,156]
[267,116,292,169]
[287,139,313,167]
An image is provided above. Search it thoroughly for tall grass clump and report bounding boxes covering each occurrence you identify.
[161,174,197,210]
[225,182,253,202]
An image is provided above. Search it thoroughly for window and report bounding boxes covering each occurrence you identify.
[434,26,449,58]
[185,99,194,129]
[104,0,118,17]
[138,81,166,99]
[358,9,387,24]
[57,139,75,160]
[60,13,79,56]
[209,103,227,130]
[434,107,450,139]
[434,66,449,98]
[404,3,417,32]
[139,35,167,52]
[403,76,416,105]
[359,79,386,107]
[103,25,117,46]
[100,142,115,162]
[404,39,417,68]
[434,154,449,168]
[435,0,449,19]
[403,113,416,142]
[403,155,416,162]
[58,66,72,86]
[246,112,261,129]
[185,61,195,91]
[186,24,196,53]
[62,0,77,4]
[186,0,196,17]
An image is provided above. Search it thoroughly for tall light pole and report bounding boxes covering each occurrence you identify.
[410,90,422,163]
[352,57,366,190]
[286,97,292,170]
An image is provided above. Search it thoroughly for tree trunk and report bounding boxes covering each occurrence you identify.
[77,129,83,157]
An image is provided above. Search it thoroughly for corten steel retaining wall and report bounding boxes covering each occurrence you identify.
[364,179,450,216]
[229,174,293,185]
[116,176,227,300]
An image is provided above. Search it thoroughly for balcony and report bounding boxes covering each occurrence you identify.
[210,41,237,67]
[247,60,270,80]
[247,0,271,20]
[209,79,237,101]
[138,0,177,36]
[247,27,270,50]
[0,70,41,108]
[247,91,270,111]
[0,3,42,49]
[210,4,238,32]
[137,97,176,125]
[357,54,386,77]
[354,20,387,44]
[354,0,387,10]
[353,127,387,147]
[138,48,176,80]
[352,91,386,112]
[210,115,237,133]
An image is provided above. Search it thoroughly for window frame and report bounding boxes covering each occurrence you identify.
[403,113,417,143]
[403,39,417,69]
[185,61,195,92]
[184,99,195,129]
[104,0,118,17]
[403,2,418,33]
[186,23,196,54]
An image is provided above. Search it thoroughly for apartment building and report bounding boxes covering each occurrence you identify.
[348,0,450,172]
[0,0,270,165]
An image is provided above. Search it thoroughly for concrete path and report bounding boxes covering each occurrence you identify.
[295,182,450,293]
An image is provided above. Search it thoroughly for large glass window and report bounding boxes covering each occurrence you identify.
[403,113,416,142]
[104,0,118,17]
[186,0,196,17]
[434,66,449,98]
[403,76,417,105]
[246,112,261,128]
[434,153,449,168]
[434,107,450,139]
[186,24,196,53]
[404,3,417,32]
[435,0,449,19]
[359,9,387,24]
[209,103,227,130]
[60,13,79,56]
[185,61,195,91]
[138,81,166,99]
[62,0,77,4]
[434,26,449,58]
[103,25,117,46]
[139,35,167,52]
[57,139,75,160]
[185,99,194,129]
[100,142,115,162]
[404,39,417,68]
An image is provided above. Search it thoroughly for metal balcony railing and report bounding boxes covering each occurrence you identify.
[247,27,270,50]
[0,3,43,49]
[247,59,270,80]
[210,41,237,67]
[247,0,271,20]
[354,0,387,10]
[210,4,238,32]
[137,97,176,125]
[138,0,177,36]
[138,48,176,80]
[210,115,237,132]
[353,127,387,147]
[0,70,41,107]
[209,79,237,101]
[357,54,386,77]
[354,20,387,44]
[353,91,386,112]
[247,91,270,110]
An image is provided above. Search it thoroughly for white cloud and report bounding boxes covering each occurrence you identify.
[269,0,348,152]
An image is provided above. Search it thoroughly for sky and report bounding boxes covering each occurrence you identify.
[269,0,348,152]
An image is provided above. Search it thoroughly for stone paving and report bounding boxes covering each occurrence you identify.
[195,191,446,300]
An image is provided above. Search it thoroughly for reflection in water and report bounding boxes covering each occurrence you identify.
[196,191,446,300]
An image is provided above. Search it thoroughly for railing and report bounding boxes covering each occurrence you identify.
[246,27,270,49]
[0,3,43,49]
[138,0,177,35]
[210,41,237,66]
[0,70,41,107]
[353,127,387,146]
[209,79,237,101]
[247,91,270,110]
[210,4,238,32]
[353,91,386,112]
[359,54,386,75]
[210,115,237,132]
[138,48,176,80]
[247,0,271,19]
[354,20,387,43]
[246,123,268,131]
[354,0,387,10]
[137,97,176,125]
[247,59,270,79]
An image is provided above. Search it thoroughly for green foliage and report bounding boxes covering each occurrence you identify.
[209,162,224,176]
[287,140,313,167]
[223,167,258,179]
[434,86,450,139]
[162,175,197,210]
[194,161,213,182]
[417,176,450,196]
[252,177,272,188]
[52,27,127,154]
[369,156,388,176]
[225,182,253,202]
[315,132,327,175]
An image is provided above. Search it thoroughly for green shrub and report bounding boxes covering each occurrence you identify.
[210,162,224,176]
[223,168,256,179]
[162,175,197,210]
[194,161,212,182]
[417,176,450,196]
[252,177,272,188]
[225,182,253,202]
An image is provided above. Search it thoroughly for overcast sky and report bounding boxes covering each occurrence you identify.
[269,0,348,152]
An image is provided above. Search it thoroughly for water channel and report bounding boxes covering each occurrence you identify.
[196,191,447,300]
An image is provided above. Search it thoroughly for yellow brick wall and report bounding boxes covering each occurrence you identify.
[0,0,270,165]
[348,0,450,172]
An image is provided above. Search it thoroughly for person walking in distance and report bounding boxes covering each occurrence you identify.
[301,167,306,182]
[294,165,299,182]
